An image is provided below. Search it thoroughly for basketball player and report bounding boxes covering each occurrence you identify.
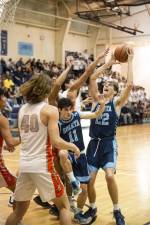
[58,96,106,224]
[5,74,80,225]
[0,88,17,193]
[84,48,134,225]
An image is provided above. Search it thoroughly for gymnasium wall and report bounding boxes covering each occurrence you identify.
[1,24,55,61]
[65,33,88,52]
[0,23,90,61]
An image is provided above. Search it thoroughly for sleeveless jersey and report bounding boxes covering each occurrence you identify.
[59,111,85,151]
[89,99,119,138]
[18,102,54,173]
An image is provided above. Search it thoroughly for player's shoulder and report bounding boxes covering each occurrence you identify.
[42,104,59,116]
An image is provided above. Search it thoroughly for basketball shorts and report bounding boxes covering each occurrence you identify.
[68,152,90,184]
[14,169,64,202]
[0,161,16,188]
[86,138,118,172]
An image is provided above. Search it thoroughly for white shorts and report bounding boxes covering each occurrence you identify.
[15,171,64,202]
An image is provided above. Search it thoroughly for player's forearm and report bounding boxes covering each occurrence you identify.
[90,104,105,119]
[55,66,71,86]
[87,51,105,73]
[48,85,60,105]
[89,78,99,101]
[127,60,133,86]
[53,137,76,152]
[95,104,105,117]
[69,70,90,91]
[91,60,114,81]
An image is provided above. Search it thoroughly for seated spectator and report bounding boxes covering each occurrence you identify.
[137,101,144,123]
[16,57,24,67]
[13,66,24,87]
[130,102,141,124]
[120,102,132,125]
[144,103,150,121]
[3,74,14,91]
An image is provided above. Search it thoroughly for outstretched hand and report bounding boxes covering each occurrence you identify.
[98,48,110,59]
[66,55,74,68]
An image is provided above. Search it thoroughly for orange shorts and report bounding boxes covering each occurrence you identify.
[0,162,16,188]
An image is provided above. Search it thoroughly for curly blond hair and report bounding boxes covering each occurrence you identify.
[20,74,51,104]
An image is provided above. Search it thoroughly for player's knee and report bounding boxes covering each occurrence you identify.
[80,185,88,196]
[105,173,115,183]
[89,174,96,186]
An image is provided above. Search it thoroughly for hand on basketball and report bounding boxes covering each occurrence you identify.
[66,58,74,68]
[127,47,134,61]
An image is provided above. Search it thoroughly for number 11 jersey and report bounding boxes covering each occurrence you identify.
[59,112,85,152]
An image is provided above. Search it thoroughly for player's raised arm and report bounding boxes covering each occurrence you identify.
[89,55,116,102]
[48,61,73,105]
[116,48,134,108]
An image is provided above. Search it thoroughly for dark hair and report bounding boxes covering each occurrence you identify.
[20,73,51,104]
[58,98,73,109]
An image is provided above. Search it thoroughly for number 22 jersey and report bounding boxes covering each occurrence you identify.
[89,99,119,139]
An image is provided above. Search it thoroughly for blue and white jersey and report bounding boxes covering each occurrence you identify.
[89,99,119,139]
[59,111,85,152]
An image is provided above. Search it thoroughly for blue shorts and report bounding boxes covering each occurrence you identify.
[68,152,90,184]
[86,137,118,173]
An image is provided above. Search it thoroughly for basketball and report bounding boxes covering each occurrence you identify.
[114,45,129,63]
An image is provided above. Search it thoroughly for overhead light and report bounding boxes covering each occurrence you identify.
[105,0,115,2]
[104,0,116,7]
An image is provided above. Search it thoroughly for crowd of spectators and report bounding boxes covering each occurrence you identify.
[0,52,150,128]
